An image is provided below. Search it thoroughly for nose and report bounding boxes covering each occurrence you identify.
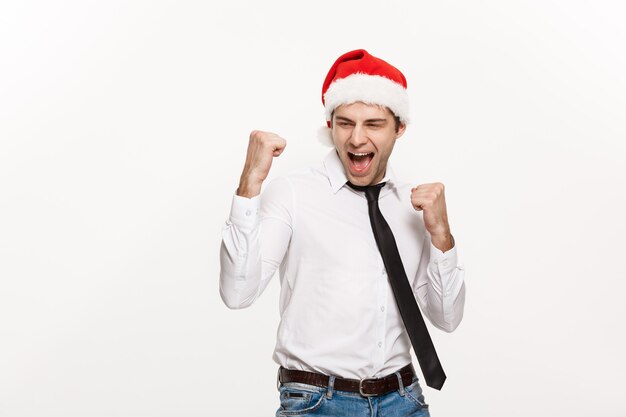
[349,124,368,147]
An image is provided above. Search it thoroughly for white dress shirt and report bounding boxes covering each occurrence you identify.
[219,150,466,379]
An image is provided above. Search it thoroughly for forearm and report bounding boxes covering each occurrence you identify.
[430,233,455,253]
[236,177,263,199]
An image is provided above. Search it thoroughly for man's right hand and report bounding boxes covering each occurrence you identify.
[236,130,287,198]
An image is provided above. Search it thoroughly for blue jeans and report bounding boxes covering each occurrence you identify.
[276,373,430,417]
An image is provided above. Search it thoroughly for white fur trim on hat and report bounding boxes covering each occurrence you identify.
[323,73,410,124]
[317,126,334,147]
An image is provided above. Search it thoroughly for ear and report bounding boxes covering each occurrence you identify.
[395,122,407,139]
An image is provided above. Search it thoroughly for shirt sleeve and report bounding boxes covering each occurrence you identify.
[219,177,293,309]
[413,234,466,332]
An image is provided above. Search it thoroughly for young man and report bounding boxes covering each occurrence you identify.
[220,49,466,416]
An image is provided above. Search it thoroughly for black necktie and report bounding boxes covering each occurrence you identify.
[347,181,446,390]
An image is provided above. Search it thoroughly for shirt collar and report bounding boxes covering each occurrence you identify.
[323,149,398,194]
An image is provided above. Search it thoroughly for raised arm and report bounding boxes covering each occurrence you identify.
[411,182,466,332]
[219,131,291,309]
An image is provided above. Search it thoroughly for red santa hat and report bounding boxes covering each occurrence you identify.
[322,49,410,128]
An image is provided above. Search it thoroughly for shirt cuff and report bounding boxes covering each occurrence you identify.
[429,241,459,274]
[228,193,260,231]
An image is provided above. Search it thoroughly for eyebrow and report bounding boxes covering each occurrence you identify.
[334,116,388,124]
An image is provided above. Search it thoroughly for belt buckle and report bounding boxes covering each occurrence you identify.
[359,378,376,397]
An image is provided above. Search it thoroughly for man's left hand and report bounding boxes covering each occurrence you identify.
[411,182,454,252]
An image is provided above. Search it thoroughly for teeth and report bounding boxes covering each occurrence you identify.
[350,152,371,156]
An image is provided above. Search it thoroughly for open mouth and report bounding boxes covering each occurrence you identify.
[348,152,374,173]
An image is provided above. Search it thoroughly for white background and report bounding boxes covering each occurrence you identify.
[1,1,625,416]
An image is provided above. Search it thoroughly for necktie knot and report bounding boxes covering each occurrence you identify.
[346,181,385,202]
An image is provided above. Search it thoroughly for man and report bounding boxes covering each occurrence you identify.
[220,49,466,416]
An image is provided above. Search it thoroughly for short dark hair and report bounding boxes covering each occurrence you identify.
[392,114,402,132]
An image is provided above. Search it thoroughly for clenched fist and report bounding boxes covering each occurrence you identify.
[411,182,455,252]
[237,130,287,198]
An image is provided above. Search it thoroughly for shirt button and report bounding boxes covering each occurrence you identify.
[378,342,382,348]
[457,265,464,271]
[245,210,252,216]
[442,260,448,267]
[434,259,439,265]
[380,306,385,312]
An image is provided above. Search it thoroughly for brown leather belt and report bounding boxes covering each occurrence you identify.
[278,364,416,397]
